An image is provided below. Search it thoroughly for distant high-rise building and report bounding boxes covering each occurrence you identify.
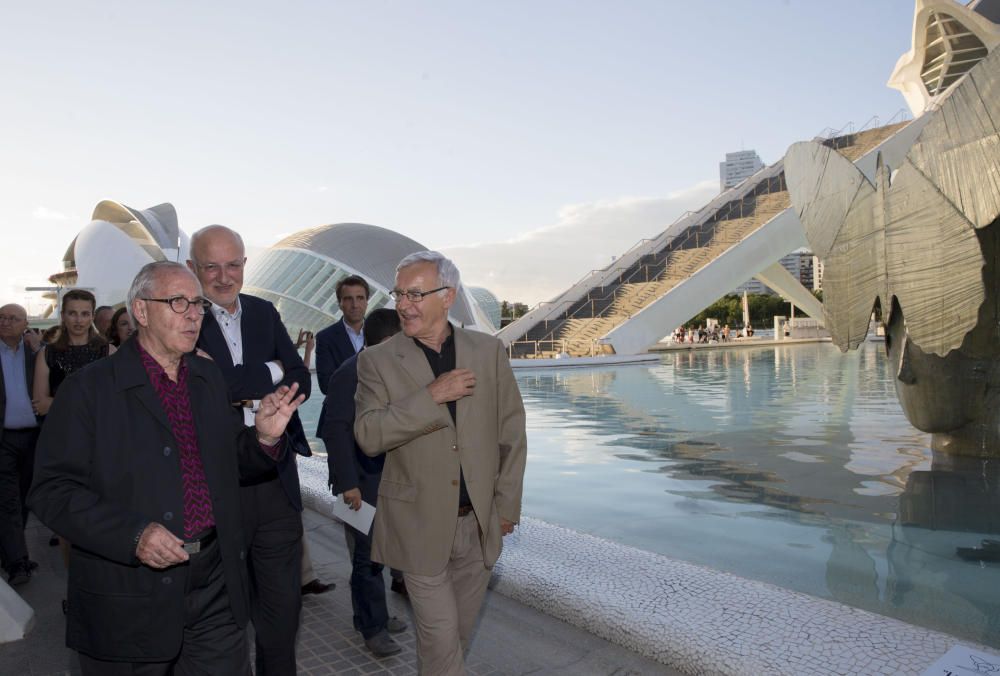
[719,150,764,192]
[779,249,814,289]
[733,249,814,297]
[734,278,772,295]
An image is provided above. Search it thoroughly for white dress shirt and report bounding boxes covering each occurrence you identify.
[344,321,364,354]
[211,299,283,426]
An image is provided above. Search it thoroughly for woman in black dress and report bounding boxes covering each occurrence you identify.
[32,289,112,554]
[32,289,112,417]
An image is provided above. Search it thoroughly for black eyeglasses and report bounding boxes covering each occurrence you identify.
[142,296,212,315]
[389,286,451,303]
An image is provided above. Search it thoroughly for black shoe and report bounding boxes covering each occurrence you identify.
[48,535,59,547]
[25,559,38,572]
[6,559,32,586]
[301,579,334,595]
[390,578,408,596]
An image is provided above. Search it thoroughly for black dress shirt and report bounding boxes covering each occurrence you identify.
[414,329,472,509]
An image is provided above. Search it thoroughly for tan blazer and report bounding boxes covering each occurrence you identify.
[354,327,527,575]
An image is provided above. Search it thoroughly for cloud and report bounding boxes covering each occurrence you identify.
[442,179,718,305]
[32,206,70,221]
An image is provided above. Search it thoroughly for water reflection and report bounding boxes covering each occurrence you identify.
[887,455,1000,644]
[296,342,998,645]
[513,342,998,647]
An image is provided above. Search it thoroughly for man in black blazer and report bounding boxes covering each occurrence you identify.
[322,308,407,657]
[0,303,40,584]
[29,261,305,674]
[188,225,313,675]
[314,275,369,436]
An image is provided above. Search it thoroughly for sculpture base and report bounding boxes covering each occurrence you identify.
[932,423,1000,457]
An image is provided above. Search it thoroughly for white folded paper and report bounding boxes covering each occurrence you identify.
[332,496,376,535]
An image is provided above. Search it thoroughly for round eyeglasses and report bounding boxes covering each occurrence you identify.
[142,296,213,314]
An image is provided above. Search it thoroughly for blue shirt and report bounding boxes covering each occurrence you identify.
[1,339,37,429]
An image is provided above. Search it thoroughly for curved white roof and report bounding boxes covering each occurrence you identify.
[270,222,490,331]
[273,223,425,293]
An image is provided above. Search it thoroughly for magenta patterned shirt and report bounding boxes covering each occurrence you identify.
[137,342,216,539]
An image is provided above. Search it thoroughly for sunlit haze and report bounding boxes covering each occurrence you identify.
[0,1,915,309]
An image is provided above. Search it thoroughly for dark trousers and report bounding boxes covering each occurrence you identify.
[0,427,38,569]
[344,523,389,639]
[241,476,303,676]
[77,540,250,675]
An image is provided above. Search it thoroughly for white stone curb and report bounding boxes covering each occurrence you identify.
[297,456,974,675]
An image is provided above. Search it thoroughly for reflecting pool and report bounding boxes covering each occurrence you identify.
[299,341,1000,647]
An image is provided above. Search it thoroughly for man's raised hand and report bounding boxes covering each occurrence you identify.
[428,369,476,404]
[255,382,306,443]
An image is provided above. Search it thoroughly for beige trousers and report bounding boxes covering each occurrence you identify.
[404,512,492,676]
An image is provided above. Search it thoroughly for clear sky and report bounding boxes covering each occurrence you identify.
[1,0,918,308]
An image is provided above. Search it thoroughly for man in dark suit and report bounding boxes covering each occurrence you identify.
[314,274,369,436]
[0,303,40,584]
[28,261,305,674]
[315,276,408,596]
[322,308,407,657]
[188,224,315,675]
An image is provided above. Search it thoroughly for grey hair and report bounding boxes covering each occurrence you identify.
[188,224,246,264]
[396,251,461,292]
[127,261,202,322]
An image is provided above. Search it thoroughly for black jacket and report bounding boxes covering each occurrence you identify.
[196,293,312,511]
[321,354,384,504]
[28,338,279,662]
[314,318,360,436]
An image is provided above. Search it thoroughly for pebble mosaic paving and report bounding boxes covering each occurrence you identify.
[300,456,988,675]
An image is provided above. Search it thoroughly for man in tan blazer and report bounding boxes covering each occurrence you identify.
[354,251,526,676]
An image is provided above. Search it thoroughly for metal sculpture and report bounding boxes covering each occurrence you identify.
[785,46,1000,456]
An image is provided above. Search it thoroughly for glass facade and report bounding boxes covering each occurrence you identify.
[244,248,390,336]
[469,287,501,330]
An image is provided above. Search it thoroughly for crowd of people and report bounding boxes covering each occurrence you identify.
[671,323,754,344]
[0,226,527,676]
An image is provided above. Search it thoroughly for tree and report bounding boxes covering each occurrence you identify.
[501,301,528,320]
[685,293,812,329]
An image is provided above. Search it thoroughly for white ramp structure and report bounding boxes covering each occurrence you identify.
[500,122,917,358]
[600,209,819,355]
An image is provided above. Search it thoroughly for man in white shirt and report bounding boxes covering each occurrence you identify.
[188,225,318,675]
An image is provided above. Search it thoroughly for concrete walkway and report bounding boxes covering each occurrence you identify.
[0,511,679,675]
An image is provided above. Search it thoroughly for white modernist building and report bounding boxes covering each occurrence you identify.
[47,211,498,335]
[888,0,1000,116]
[243,222,495,336]
[47,201,188,312]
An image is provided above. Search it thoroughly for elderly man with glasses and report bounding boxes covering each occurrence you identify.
[354,251,527,675]
[29,261,305,675]
[0,303,40,585]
